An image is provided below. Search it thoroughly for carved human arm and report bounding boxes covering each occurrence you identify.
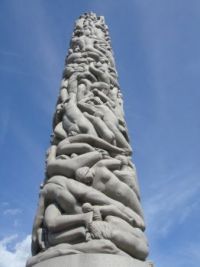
[57,142,95,156]
[94,158,122,170]
[78,101,97,115]
[60,88,69,103]
[89,64,106,82]
[82,203,132,225]
[90,81,110,92]
[44,203,92,233]
[93,89,115,107]
[84,189,145,230]
[83,112,115,144]
[67,134,127,155]
[47,151,102,178]
[46,145,57,165]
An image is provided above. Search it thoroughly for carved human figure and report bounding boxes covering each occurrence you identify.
[75,16,85,30]
[75,158,144,218]
[83,112,116,144]
[44,201,140,248]
[113,155,140,198]
[32,175,142,254]
[82,203,148,260]
[89,62,119,87]
[43,203,93,247]
[77,97,132,151]
[57,134,128,155]
[46,145,102,178]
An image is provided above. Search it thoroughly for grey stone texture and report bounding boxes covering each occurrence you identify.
[28,254,154,267]
[27,12,151,267]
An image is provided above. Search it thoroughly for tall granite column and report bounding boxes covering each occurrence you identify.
[26,12,153,267]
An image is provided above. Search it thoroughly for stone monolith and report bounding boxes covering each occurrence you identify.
[26,12,153,267]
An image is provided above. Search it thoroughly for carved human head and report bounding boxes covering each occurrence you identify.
[82,202,93,213]
[84,28,91,36]
[100,57,109,65]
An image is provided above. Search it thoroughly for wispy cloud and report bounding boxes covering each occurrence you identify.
[13,220,20,228]
[0,202,9,207]
[3,209,22,216]
[144,165,200,239]
[0,235,18,247]
[0,204,23,229]
[152,239,200,267]
[0,235,31,267]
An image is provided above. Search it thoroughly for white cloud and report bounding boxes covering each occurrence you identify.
[3,209,22,216]
[13,220,20,228]
[143,166,200,239]
[0,235,31,267]
[151,240,200,267]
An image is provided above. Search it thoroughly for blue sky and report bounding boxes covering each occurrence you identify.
[0,1,200,266]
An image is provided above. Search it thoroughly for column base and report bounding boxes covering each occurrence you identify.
[28,254,154,267]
